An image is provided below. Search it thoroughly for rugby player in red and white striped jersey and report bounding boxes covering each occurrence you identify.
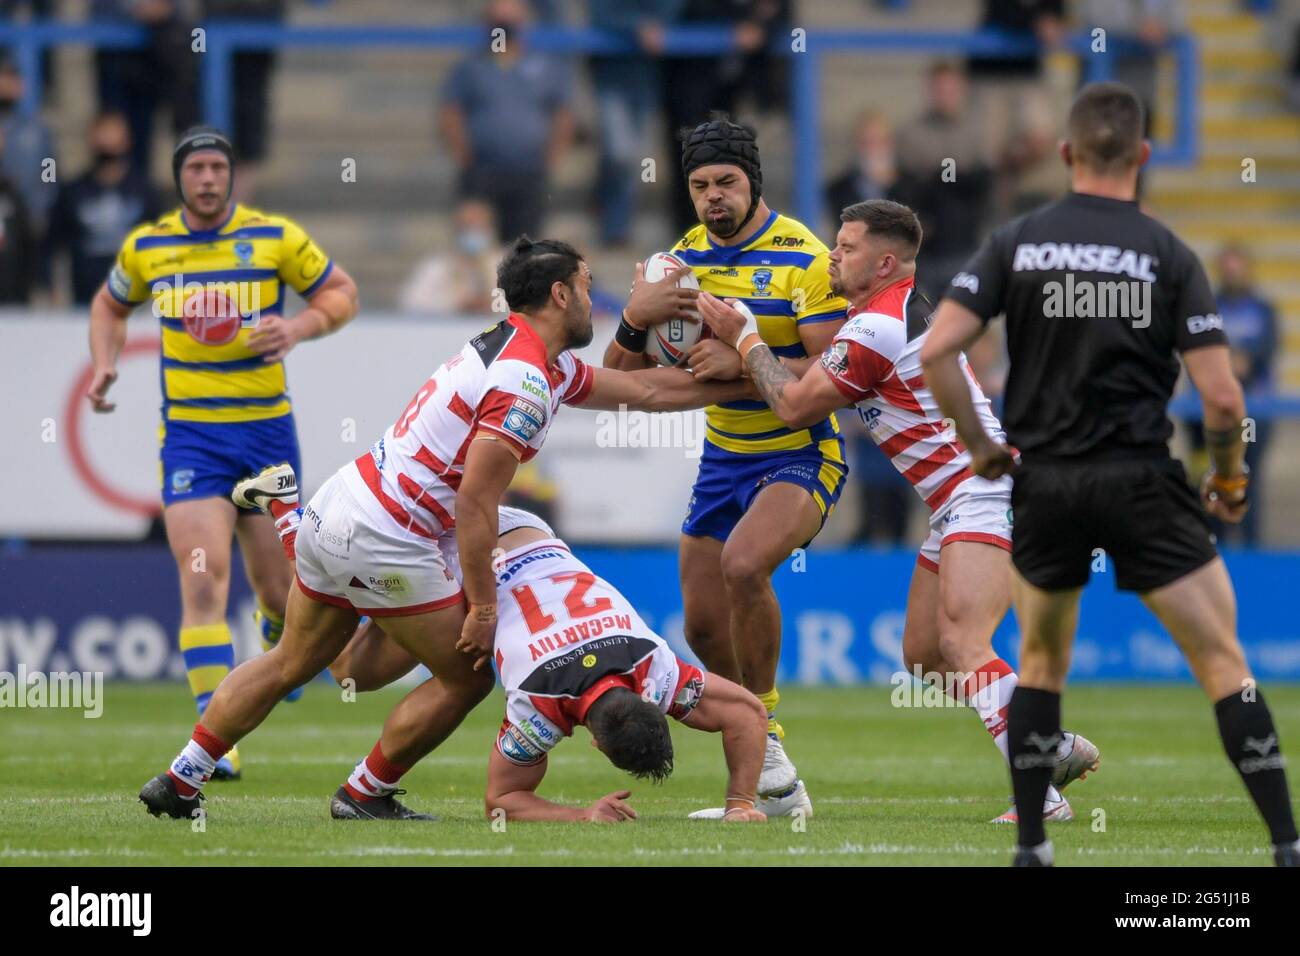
[139,237,757,822]
[698,201,1100,824]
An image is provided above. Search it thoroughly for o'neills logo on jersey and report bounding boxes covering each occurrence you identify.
[1012,243,1157,282]
[529,615,634,661]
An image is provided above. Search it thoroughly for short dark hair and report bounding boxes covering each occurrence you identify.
[586,687,674,784]
[1067,82,1144,174]
[839,199,923,260]
[496,236,583,313]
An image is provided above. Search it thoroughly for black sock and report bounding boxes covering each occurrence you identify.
[1215,690,1298,846]
[1006,686,1061,848]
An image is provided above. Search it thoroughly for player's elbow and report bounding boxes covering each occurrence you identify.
[918,338,948,374]
[777,397,823,431]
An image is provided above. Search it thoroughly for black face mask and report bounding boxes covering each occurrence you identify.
[93,150,130,170]
[0,96,16,112]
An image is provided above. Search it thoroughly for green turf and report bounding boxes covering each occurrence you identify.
[1,682,1296,866]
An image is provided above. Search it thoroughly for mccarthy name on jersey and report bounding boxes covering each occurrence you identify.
[819,276,1005,512]
[492,538,705,766]
[343,314,594,540]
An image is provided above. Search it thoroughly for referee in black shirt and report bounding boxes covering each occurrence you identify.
[921,82,1298,867]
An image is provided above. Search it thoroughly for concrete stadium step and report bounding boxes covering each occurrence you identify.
[1147,185,1300,210]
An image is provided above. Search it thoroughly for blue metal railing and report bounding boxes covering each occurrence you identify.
[0,21,1200,226]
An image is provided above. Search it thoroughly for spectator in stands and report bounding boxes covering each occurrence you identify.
[45,112,162,307]
[201,0,286,203]
[0,128,35,304]
[1080,0,1183,136]
[825,111,905,227]
[589,0,675,248]
[1198,245,1279,547]
[0,55,57,232]
[661,0,789,233]
[439,0,575,243]
[895,61,993,300]
[966,0,1065,217]
[92,0,199,180]
[398,199,503,316]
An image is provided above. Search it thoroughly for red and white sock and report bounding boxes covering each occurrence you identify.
[167,724,231,798]
[964,659,1063,803]
[266,499,301,563]
[343,742,408,802]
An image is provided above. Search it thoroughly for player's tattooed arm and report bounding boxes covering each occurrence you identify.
[697,291,844,427]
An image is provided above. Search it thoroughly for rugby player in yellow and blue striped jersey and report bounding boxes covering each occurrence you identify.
[85,127,359,779]
[603,116,850,818]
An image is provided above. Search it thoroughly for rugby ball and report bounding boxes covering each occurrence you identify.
[642,251,707,367]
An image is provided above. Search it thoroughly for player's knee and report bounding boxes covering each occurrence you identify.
[901,626,942,675]
[326,648,374,690]
[180,571,229,619]
[456,666,496,704]
[720,548,773,596]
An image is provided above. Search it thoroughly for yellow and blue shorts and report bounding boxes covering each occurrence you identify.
[682,437,848,543]
[159,413,302,509]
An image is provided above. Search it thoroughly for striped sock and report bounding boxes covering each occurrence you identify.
[966,659,1065,806]
[168,723,232,798]
[179,623,235,715]
[756,688,783,741]
[255,600,285,652]
[343,742,409,802]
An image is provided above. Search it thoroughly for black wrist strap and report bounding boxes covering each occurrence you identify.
[616,312,648,353]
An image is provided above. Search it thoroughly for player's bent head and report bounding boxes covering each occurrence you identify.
[585,687,674,784]
[1065,82,1147,176]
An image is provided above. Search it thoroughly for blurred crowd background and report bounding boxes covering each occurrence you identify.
[3,0,1300,546]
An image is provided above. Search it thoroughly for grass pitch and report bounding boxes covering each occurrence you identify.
[2,682,1296,866]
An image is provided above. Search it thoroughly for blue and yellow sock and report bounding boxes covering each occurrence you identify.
[255,600,285,652]
[180,622,235,716]
[757,688,784,741]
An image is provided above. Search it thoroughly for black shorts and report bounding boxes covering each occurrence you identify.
[1010,456,1218,593]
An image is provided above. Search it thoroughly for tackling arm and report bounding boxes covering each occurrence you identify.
[695,291,847,428]
[576,365,754,412]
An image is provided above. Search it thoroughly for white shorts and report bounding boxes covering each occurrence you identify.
[917,474,1013,574]
[293,469,463,616]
